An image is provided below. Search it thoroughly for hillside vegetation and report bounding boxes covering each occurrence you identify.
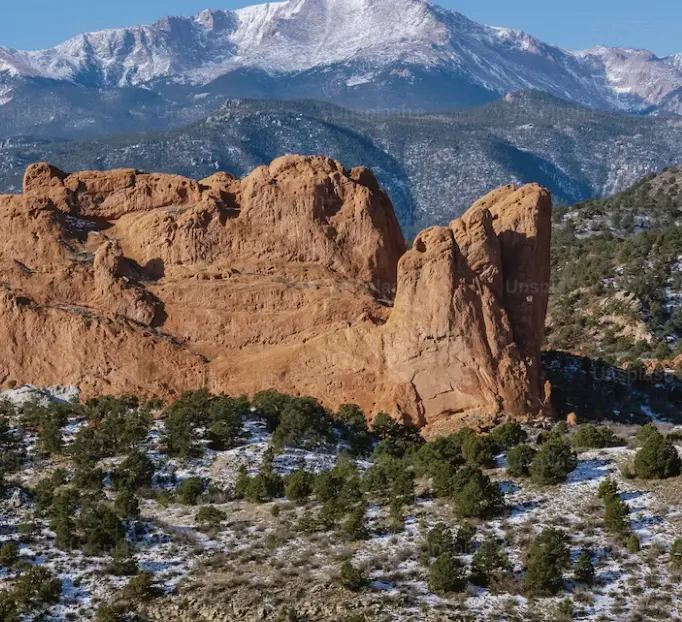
[2,387,682,621]
[548,165,682,365]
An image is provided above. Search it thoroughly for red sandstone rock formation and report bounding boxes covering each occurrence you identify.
[0,156,552,433]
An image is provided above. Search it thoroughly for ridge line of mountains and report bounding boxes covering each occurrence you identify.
[2,92,682,236]
[1,0,682,116]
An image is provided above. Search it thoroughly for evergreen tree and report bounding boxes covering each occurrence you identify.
[529,439,578,485]
[108,539,139,576]
[338,561,367,592]
[176,478,205,506]
[428,553,465,595]
[114,490,141,520]
[285,468,314,504]
[524,528,570,596]
[471,537,510,587]
[196,505,227,531]
[50,488,80,551]
[574,549,595,585]
[344,504,370,541]
[633,430,682,479]
[389,497,405,534]
[490,422,528,449]
[452,467,505,519]
[506,444,537,478]
[425,524,455,559]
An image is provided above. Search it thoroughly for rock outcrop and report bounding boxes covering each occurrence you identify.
[0,156,552,432]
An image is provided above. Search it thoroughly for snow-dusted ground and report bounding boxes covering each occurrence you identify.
[2,392,682,620]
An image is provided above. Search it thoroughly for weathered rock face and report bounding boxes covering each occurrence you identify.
[0,156,552,432]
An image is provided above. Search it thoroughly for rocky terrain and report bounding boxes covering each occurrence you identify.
[0,157,552,434]
[3,93,682,236]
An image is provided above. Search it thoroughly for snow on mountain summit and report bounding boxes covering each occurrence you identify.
[0,0,680,114]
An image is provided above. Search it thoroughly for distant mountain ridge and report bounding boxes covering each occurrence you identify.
[3,92,682,236]
[0,0,682,137]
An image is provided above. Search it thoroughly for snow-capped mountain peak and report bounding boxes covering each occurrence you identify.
[0,0,680,115]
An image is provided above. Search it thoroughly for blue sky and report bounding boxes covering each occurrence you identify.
[2,0,681,57]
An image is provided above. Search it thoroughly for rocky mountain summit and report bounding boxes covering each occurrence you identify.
[0,157,552,433]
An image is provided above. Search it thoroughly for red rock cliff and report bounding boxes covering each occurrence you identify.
[0,156,552,433]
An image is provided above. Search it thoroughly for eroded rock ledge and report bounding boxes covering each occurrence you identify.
[0,156,552,433]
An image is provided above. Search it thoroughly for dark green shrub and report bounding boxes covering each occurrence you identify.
[113,451,155,491]
[32,469,68,514]
[506,444,537,478]
[338,561,367,592]
[428,553,465,595]
[389,497,404,534]
[633,431,682,479]
[12,565,62,607]
[361,456,414,505]
[452,467,505,519]
[50,487,80,551]
[272,397,332,449]
[572,425,624,450]
[524,528,570,596]
[471,537,510,587]
[413,434,464,476]
[344,504,369,541]
[80,503,125,555]
[431,461,457,497]
[242,449,284,503]
[234,465,250,499]
[626,534,641,553]
[95,603,129,622]
[252,389,293,432]
[455,522,477,554]
[114,490,140,520]
[604,494,630,535]
[637,423,660,444]
[285,469,314,504]
[0,593,19,622]
[207,395,250,449]
[37,415,63,455]
[176,478,205,505]
[0,541,19,568]
[529,439,578,485]
[425,523,455,559]
[162,409,198,460]
[122,571,159,602]
[597,478,619,500]
[490,422,528,449]
[337,404,374,457]
[196,505,227,531]
[574,549,595,585]
[108,540,139,576]
[537,421,568,445]
[371,413,424,459]
[461,434,497,468]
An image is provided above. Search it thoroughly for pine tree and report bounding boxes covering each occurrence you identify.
[524,528,570,596]
[471,537,510,587]
[574,549,595,585]
[428,552,465,595]
[634,431,682,479]
[108,539,139,576]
